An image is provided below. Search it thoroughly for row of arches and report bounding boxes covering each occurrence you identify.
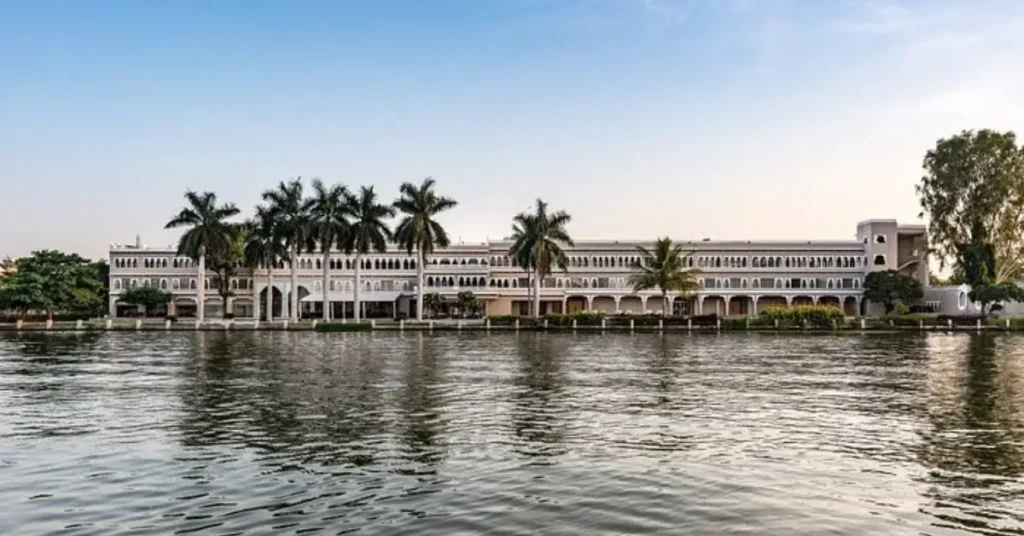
[748,256,864,269]
[699,277,863,290]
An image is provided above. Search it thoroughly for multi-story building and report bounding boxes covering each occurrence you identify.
[107,219,929,319]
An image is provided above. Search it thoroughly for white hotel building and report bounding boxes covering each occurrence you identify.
[108,219,929,319]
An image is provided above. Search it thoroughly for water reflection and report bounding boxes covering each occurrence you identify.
[3,331,1024,535]
[510,333,568,458]
[917,335,1024,533]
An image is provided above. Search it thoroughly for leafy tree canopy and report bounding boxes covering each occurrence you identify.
[0,250,104,315]
[119,286,172,309]
[968,283,1024,316]
[863,270,924,314]
[917,129,1024,285]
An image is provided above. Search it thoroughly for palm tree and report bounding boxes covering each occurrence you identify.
[262,178,309,322]
[508,212,538,314]
[507,199,573,317]
[393,177,458,321]
[346,186,394,321]
[305,179,351,322]
[165,191,240,323]
[244,205,287,322]
[628,237,701,316]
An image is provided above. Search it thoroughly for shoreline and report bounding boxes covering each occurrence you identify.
[1,318,1022,334]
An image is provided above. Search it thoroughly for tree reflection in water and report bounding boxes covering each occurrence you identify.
[917,334,1024,533]
[510,332,568,459]
[177,331,390,471]
[395,332,448,470]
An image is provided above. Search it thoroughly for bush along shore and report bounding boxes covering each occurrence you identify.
[3,306,1024,332]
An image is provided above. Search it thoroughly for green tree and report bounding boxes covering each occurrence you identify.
[456,290,482,318]
[393,177,458,321]
[507,213,537,312]
[968,283,1024,317]
[305,179,351,321]
[206,224,247,316]
[346,186,394,321]
[863,270,924,315]
[0,251,104,317]
[423,292,444,318]
[244,206,288,322]
[507,199,573,317]
[917,129,1024,286]
[119,286,172,316]
[262,178,309,322]
[164,191,240,322]
[628,237,701,316]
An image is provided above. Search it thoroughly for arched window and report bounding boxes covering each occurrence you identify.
[767,258,775,268]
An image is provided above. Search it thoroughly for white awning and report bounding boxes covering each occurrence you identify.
[300,291,404,303]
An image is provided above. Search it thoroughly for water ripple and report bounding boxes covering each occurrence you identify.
[1,331,1023,535]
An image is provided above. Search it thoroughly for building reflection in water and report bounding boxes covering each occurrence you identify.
[917,333,1024,533]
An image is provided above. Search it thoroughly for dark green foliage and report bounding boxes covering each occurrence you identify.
[314,322,373,332]
[759,305,844,329]
[968,283,1024,316]
[119,286,172,309]
[0,251,105,316]
[917,129,1024,283]
[863,270,924,314]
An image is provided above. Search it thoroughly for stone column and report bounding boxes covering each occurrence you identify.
[252,284,260,321]
[109,295,118,317]
[812,295,819,304]
[561,296,568,315]
[723,296,732,317]
[614,296,621,314]
[586,295,594,312]
[168,301,177,317]
[640,295,648,314]
[697,296,705,315]
[785,295,793,307]
[751,296,759,316]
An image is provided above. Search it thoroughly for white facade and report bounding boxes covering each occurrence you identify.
[107,219,929,319]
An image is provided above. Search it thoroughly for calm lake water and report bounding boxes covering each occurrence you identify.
[1,331,1022,535]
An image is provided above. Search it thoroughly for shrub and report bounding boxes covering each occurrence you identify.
[721,317,748,330]
[487,315,517,326]
[544,313,572,327]
[937,314,987,327]
[759,305,844,329]
[893,303,910,316]
[573,311,604,326]
[0,313,93,323]
[315,322,372,332]
[690,314,718,327]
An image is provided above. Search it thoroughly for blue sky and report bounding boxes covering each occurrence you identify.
[3,0,1024,259]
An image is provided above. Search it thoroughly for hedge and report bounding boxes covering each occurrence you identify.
[759,305,844,329]
[314,322,372,332]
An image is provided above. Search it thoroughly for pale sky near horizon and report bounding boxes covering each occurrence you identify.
[2,0,1024,260]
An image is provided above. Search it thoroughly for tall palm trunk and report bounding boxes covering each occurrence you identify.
[197,247,206,323]
[290,244,299,322]
[533,267,542,317]
[322,249,330,321]
[354,252,363,321]
[416,251,425,321]
[663,291,669,317]
[266,266,274,322]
